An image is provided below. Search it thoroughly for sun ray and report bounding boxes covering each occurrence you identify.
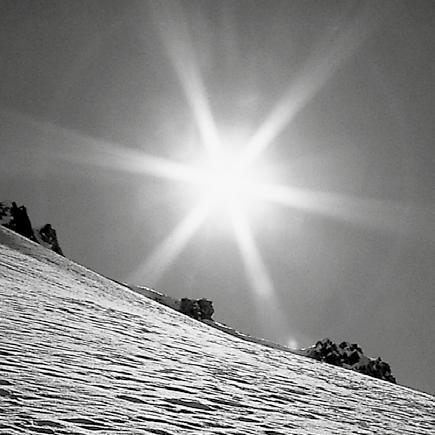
[1,108,198,184]
[256,183,434,238]
[57,138,197,184]
[230,207,293,341]
[231,207,274,299]
[152,2,220,155]
[242,2,388,166]
[128,201,210,285]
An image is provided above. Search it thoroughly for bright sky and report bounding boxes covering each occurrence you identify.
[0,0,434,394]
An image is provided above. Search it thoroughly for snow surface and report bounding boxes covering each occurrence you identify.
[127,285,300,353]
[0,226,433,435]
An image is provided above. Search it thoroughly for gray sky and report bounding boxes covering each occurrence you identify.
[0,0,434,394]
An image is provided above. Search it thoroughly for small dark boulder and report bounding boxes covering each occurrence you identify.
[37,224,64,256]
[197,299,214,320]
[179,297,214,321]
[180,298,201,320]
[347,350,360,366]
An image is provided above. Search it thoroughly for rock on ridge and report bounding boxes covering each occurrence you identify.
[180,297,215,320]
[0,201,63,256]
[300,338,396,383]
[128,286,396,384]
[35,223,63,255]
[125,285,215,321]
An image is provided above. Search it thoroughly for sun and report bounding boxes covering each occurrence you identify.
[189,149,268,217]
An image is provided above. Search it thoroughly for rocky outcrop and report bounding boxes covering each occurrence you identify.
[197,299,215,320]
[0,201,36,241]
[180,298,215,320]
[127,285,215,322]
[36,224,64,255]
[0,201,63,256]
[300,338,396,383]
[126,285,398,384]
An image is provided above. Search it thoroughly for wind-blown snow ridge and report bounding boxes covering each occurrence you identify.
[0,226,433,434]
[127,285,397,384]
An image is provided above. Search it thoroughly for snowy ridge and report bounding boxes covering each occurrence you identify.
[128,284,300,354]
[126,285,397,383]
[0,226,434,434]
[127,284,182,312]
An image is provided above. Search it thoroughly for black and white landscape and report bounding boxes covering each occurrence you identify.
[1,226,434,434]
[0,1,434,432]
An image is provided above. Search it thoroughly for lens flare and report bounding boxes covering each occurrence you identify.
[128,201,210,285]
[231,207,274,299]
[152,1,220,155]
[190,150,265,214]
[3,0,415,313]
[242,1,387,166]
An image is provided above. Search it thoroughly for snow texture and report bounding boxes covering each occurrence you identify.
[0,226,433,434]
[128,285,397,383]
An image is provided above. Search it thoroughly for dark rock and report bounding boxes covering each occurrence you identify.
[348,350,360,366]
[356,358,396,383]
[36,224,64,256]
[197,299,214,320]
[180,298,201,320]
[0,201,64,256]
[6,202,36,241]
[180,298,214,321]
[301,338,396,383]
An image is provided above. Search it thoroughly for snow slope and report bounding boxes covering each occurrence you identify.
[0,226,433,435]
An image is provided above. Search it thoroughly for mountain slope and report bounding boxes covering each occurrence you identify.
[0,226,433,434]
[0,201,63,255]
[127,285,397,384]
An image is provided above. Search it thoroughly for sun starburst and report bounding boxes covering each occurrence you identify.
[187,148,271,217]
[127,0,392,306]
[6,1,403,325]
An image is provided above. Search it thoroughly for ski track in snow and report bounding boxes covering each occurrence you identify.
[0,227,433,435]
